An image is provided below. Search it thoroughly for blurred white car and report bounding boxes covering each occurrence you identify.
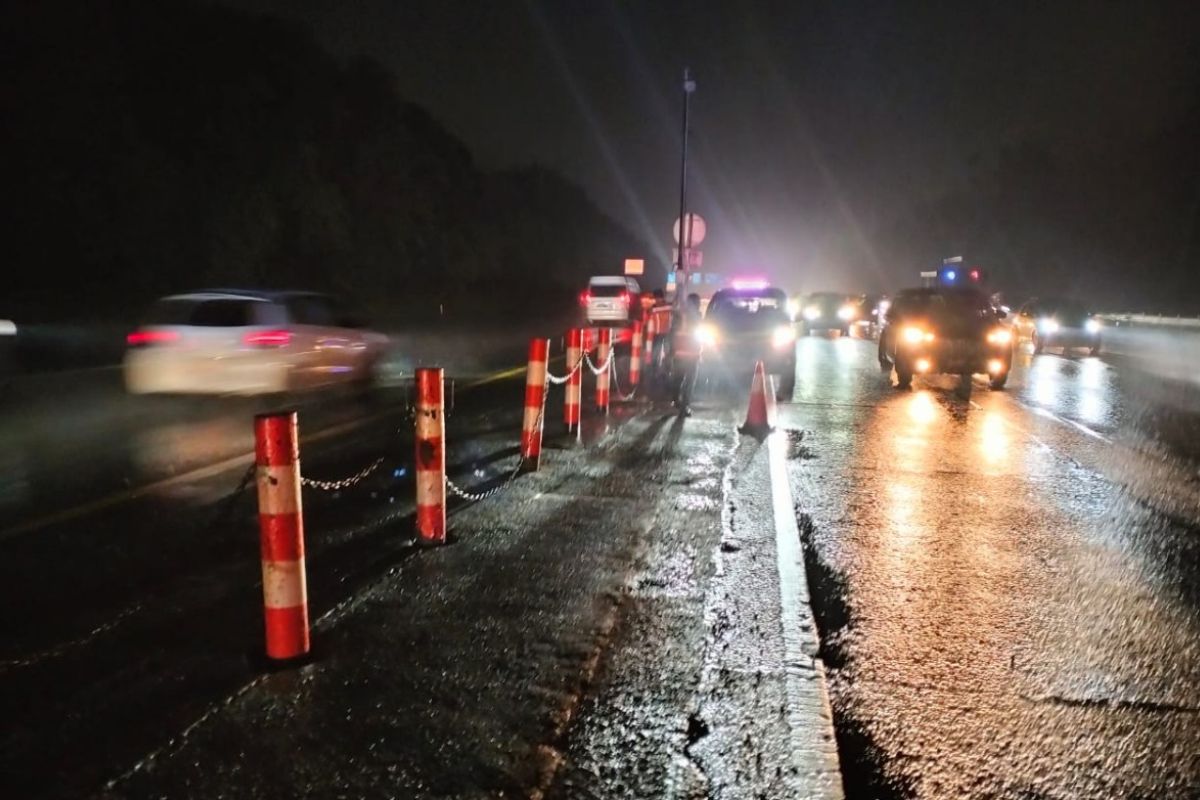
[581,276,641,325]
[124,290,389,394]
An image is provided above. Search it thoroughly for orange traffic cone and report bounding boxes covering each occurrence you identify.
[739,361,775,438]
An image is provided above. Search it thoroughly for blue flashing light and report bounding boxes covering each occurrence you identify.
[945,269,957,282]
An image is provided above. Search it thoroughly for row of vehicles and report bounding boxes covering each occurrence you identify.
[118,276,1103,399]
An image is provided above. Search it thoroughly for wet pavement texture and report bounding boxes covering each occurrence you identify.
[785,334,1200,798]
[3,327,1200,798]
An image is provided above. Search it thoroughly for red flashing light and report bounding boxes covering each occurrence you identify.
[126,330,180,346]
[244,329,292,347]
[969,269,981,282]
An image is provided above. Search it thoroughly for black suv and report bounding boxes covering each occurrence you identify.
[878,287,1013,390]
[696,286,797,399]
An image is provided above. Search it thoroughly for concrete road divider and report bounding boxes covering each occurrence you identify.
[253,411,311,661]
[521,339,549,471]
[415,368,447,545]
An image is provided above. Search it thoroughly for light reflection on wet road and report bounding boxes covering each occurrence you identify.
[785,335,1200,798]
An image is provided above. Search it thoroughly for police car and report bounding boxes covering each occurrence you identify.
[693,282,797,399]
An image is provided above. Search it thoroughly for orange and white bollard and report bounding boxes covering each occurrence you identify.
[596,328,612,413]
[629,320,643,388]
[521,338,549,470]
[415,367,446,545]
[565,328,582,432]
[254,411,310,661]
[644,314,656,366]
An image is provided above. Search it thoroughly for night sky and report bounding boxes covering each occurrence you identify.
[223,0,1200,298]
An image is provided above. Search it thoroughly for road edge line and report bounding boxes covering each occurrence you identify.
[767,430,845,798]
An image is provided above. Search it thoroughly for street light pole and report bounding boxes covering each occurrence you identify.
[676,68,696,308]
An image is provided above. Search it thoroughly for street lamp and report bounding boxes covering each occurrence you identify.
[676,68,695,307]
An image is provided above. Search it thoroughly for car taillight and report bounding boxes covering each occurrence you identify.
[244,329,291,347]
[126,330,180,347]
[619,291,630,305]
[579,291,591,306]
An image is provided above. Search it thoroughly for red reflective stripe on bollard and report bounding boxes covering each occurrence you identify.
[263,606,309,661]
[254,411,309,662]
[258,514,305,561]
[629,320,642,387]
[414,368,446,545]
[521,338,549,469]
[565,328,582,430]
[596,328,611,413]
[255,413,299,467]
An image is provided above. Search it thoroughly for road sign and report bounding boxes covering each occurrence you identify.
[672,213,707,247]
[624,258,644,276]
[672,247,703,268]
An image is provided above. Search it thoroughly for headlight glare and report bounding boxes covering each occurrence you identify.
[837,304,856,321]
[695,324,717,346]
[772,325,797,348]
[804,306,820,321]
[1085,319,1102,334]
[987,328,1013,345]
[1038,318,1060,334]
[901,326,932,344]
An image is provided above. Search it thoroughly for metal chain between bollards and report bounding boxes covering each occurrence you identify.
[301,456,386,492]
[0,605,141,672]
[609,355,639,401]
[584,349,613,376]
[444,379,548,503]
[546,355,584,385]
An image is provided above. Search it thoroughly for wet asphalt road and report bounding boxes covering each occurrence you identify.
[1,326,1199,798]
[784,334,1200,798]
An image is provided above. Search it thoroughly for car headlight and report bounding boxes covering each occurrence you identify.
[1038,318,1059,334]
[986,328,1013,345]
[837,304,856,321]
[901,326,933,344]
[786,299,800,320]
[695,324,718,346]
[772,325,797,348]
[1085,319,1102,334]
[804,306,820,321]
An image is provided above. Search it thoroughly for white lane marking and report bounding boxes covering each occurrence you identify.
[1029,405,1113,443]
[766,430,845,797]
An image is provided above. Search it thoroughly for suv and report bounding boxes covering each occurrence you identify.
[878,287,1013,390]
[695,285,797,399]
[582,276,640,325]
[124,290,388,395]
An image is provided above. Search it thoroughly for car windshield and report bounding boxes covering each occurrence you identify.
[588,284,628,297]
[1039,299,1089,320]
[146,298,260,327]
[709,290,787,317]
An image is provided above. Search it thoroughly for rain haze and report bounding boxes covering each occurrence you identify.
[227,0,1200,307]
